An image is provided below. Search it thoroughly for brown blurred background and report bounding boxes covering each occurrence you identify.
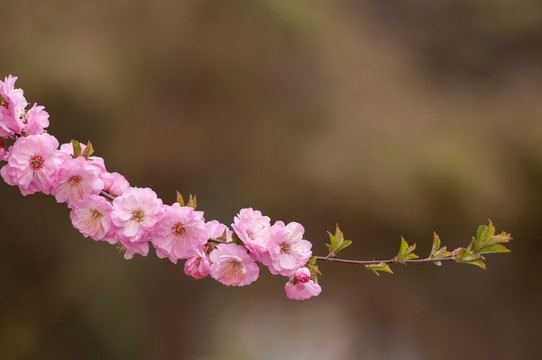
[1,0,541,359]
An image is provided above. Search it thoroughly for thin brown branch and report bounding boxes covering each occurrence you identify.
[100,190,116,201]
[313,255,456,266]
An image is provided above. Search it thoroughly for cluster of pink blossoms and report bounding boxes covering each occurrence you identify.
[0,75,321,300]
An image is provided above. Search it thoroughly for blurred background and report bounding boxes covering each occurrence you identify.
[1,0,541,359]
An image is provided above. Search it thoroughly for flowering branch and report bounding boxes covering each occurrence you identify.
[0,75,512,301]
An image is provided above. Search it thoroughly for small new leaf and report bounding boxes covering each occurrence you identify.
[71,140,81,158]
[488,232,512,246]
[430,232,441,257]
[305,259,322,277]
[327,232,338,251]
[430,232,452,260]
[81,141,94,159]
[366,262,394,276]
[326,224,351,257]
[176,191,185,206]
[231,232,244,246]
[395,237,419,264]
[474,220,496,251]
[454,248,486,270]
[398,237,409,257]
[336,240,352,253]
[187,194,197,209]
[479,244,511,254]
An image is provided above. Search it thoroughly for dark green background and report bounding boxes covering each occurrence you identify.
[1,1,541,359]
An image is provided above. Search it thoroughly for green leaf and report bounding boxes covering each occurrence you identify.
[335,224,344,243]
[403,252,419,261]
[487,232,512,246]
[476,225,488,244]
[433,261,442,266]
[176,191,185,206]
[463,259,486,269]
[335,240,352,254]
[306,260,322,277]
[326,224,351,257]
[474,221,496,251]
[366,262,394,276]
[71,140,81,158]
[395,237,418,264]
[397,237,409,258]
[231,232,244,246]
[430,232,441,258]
[454,248,486,270]
[327,232,338,250]
[81,141,94,159]
[187,194,197,209]
[479,244,510,254]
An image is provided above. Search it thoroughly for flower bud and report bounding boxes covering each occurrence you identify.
[184,251,211,279]
[295,267,311,283]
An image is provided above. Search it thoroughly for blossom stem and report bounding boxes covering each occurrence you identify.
[100,190,115,201]
[313,255,456,266]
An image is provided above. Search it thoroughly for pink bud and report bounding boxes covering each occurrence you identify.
[184,250,211,279]
[295,267,311,283]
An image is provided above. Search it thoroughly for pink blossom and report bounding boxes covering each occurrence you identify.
[284,279,321,300]
[22,103,49,135]
[206,220,232,241]
[0,75,26,138]
[151,203,208,263]
[51,156,105,206]
[209,243,259,286]
[0,75,27,114]
[184,249,211,279]
[70,194,116,243]
[295,267,311,283]
[0,106,23,138]
[101,172,130,197]
[59,141,107,173]
[262,221,312,277]
[118,240,150,260]
[232,208,271,259]
[0,133,64,195]
[111,187,164,246]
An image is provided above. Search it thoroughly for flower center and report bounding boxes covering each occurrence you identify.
[131,209,145,222]
[222,259,244,283]
[90,208,102,220]
[30,155,44,170]
[280,243,290,254]
[173,223,186,236]
[69,175,81,186]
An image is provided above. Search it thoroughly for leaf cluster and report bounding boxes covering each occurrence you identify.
[71,140,94,159]
[326,224,352,257]
[452,220,512,269]
[176,191,197,209]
